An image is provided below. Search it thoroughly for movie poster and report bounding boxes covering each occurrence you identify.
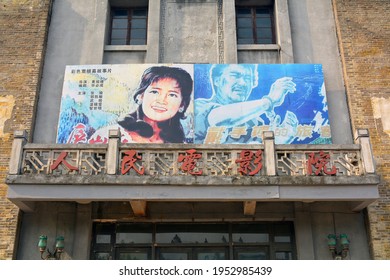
[56,64,331,145]
[56,64,195,144]
[194,64,331,144]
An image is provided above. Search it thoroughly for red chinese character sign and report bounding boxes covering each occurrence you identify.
[121,150,145,175]
[50,152,79,172]
[178,149,203,175]
[235,150,263,176]
[307,151,337,175]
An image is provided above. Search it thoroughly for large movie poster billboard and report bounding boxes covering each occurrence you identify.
[56,64,331,145]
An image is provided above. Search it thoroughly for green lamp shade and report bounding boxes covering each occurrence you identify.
[327,234,337,246]
[38,235,47,251]
[55,236,65,251]
[340,234,350,246]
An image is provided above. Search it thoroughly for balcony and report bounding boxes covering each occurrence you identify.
[6,129,380,214]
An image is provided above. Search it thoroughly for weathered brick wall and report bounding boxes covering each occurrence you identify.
[0,0,51,259]
[334,0,390,259]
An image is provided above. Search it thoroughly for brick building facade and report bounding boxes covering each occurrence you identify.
[0,0,389,260]
[0,0,51,259]
[334,0,390,258]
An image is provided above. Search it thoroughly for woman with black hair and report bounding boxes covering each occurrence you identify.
[89,66,193,143]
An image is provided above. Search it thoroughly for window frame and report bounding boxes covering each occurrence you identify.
[90,222,296,260]
[109,7,148,46]
[236,6,276,45]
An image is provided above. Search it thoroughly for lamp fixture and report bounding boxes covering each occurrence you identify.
[327,233,350,260]
[38,235,65,260]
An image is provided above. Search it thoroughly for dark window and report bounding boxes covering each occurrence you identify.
[236,6,275,44]
[91,222,296,260]
[110,8,148,45]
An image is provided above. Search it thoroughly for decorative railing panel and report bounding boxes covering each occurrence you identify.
[21,146,107,175]
[9,129,375,178]
[276,149,362,176]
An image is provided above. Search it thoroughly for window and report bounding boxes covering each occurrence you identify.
[110,8,148,45]
[236,6,275,44]
[91,222,296,260]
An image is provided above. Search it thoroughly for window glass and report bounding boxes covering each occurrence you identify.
[130,29,147,39]
[96,234,111,244]
[118,251,150,260]
[156,224,228,244]
[274,235,291,243]
[235,248,268,260]
[113,9,127,17]
[238,28,253,38]
[237,18,252,28]
[132,9,147,17]
[274,223,293,243]
[232,224,269,243]
[256,28,273,39]
[237,8,251,16]
[111,29,128,39]
[110,7,147,45]
[196,251,226,260]
[256,8,270,15]
[131,19,147,29]
[161,252,189,260]
[112,18,128,29]
[92,222,296,260]
[236,6,274,44]
[275,251,293,260]
[116,224,153,244]
[95,252,111,260]
[257,37,273,44]
[256,17,271,27]
[238,38,254,44]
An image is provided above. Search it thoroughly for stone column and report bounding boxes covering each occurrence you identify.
[106,129,121,175]
[263,131,276,176]
[8,130,28,175]
[355,129,375,174]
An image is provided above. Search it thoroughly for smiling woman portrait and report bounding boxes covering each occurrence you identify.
[89,66,193,144]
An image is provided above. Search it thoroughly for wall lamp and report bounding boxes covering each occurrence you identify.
[327,234,350,260]
[38,235,65,260]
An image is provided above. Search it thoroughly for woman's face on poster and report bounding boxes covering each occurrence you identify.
[140,77,183,122]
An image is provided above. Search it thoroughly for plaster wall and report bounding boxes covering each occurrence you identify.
[289,0,352,144]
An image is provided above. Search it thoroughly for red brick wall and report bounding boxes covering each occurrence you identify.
[0,0,51,259]
[334,0,390,259]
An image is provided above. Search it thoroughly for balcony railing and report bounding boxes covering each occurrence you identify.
[8,130,375,178]
[6,129,379,213]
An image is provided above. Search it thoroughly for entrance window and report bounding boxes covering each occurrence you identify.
[91,222,296,260]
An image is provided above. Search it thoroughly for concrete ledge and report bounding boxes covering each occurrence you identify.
[237,44,280,51]
[5,174,380,186]
[104,45,147,52]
